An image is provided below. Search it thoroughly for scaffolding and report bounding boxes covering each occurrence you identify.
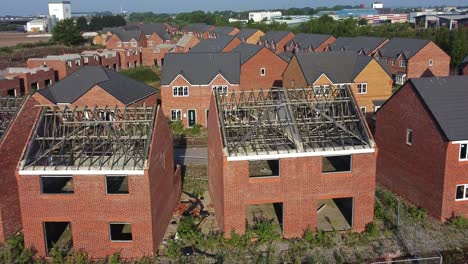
[21,105,156,171]
[215,86,373,157]
[0,97,24,142]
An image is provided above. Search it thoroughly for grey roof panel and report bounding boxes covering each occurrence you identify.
[329,36,387,55]
[213,26,237,35]
[260,31,292,43]
[379,38,430,59]
[287,33,333,50]
[232,43,263,64]
[235,28,260,40]
[38,66,156,105]
[114,30,143,42]
[182,23,212,33]
[189,35,237,53]
[161,53,240,85]
[139,23,170,40]
[410,76,468,141]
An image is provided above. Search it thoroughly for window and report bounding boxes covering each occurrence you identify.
[406,129,413,145]
[75,60,80,66]
[45,79,52,87]
[249,160,279,178]
[148,40,154,46]
[109,223,132,242]
[400,60,407,67]
[67,61,72,68]
[171,110,182,121]
[43,222,73,256]
[391,59,395,66]
[7,89,16,97]
[212,85,228,96]
[395,74,406,85]
[313,85,331,96]
[456,184,468,201]
[83,57,89,64]
[460,143,468,160]
[117,42,122,48]
[106,175,129,194]
[322,155,352,173]
[260,68,266,76]
[41,176,74,194]
[31,82,38,90]
[360,106,366,115]
[357,83,367,94]
[131,41,137,47]
[373,106,381,112]
[429,59,433,66]
[172,86,189,97]
[99,111,114,121]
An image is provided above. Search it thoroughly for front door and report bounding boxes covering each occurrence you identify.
[188,110,196,127]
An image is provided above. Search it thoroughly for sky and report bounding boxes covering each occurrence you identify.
[1,0,467,16]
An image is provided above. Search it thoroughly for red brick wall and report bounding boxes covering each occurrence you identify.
[0,77,20,97]
[239,48,287,89]
[27,59,82,81]
[408,41,450,79]
[218,153,375,237]
[375,83,447,220]
[0,97,41,242]
[117,50,141,70]
[71,85,127,107]
[5,69,55,95]
[463,65,468,75]
[221,38,241,52]
[100,55,120,71]
[316,36,337,52]
[147,34,164,47]
[106,34,122,49]
[275,33,295,54]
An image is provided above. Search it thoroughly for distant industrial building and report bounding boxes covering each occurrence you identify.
[248,11,282,22]
[372,2,384,9]
[48,0,72,31]
[26,19,47,32]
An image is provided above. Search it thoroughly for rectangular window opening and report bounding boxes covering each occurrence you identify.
[322,155,351,173]
[357,83,367,94]
[110,223,133,242]
[249,160,279,178]
[406,129,413,146]
[317,198,353,231]
[260,68,266,76]
[171,109,182,121]
[41,176,74,194]
[106,175,129,194]
[456,184,468,201]
[246,203,283,235]
[43,222,73,256]
[459,143,467,160]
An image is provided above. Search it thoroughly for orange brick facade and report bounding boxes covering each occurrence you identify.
[27,59,82,81]
[106,33,147,50]
[239,48,287,89]
[116,49,142,70]
[285,36,337,53]
[0,77,20,97]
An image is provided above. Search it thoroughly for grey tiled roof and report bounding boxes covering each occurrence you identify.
[287,33,333,50]
[161,53,240,85]
[379,38,430,59]
[232,43,263,64]
[176,34,197,47]
[295,51,374,84]
[38,66,156,105]
[213,26,237,36]
[410,76,468,141]
[235,28,260,40]
[260,31,292,43]
[139,23,170,41]
[329,37,387,55]
[182,23,212,33]
[114,30,143,42]
[189,36,238,53]
[278,51,294,62]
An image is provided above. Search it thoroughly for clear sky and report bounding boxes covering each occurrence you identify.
[2,0,466,16]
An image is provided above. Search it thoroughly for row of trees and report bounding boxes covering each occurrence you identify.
[76,15,126,31]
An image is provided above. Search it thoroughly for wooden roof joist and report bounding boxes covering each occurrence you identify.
[0,96,24,142]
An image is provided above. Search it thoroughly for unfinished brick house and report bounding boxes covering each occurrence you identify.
[161,53,240,127]
[16,66,180,258]
[175,34,200,53]
[142,44,176,67]
[232,43,288,88]
[235,28,265,45]
[106,30,147,50]
[0,74,20,97]
[116,49,141,70]
[210,26,240,38]
[207,86,376,237]
[282,52,393,120]
[189,35,241,53]
[327,37,388,56]
[375,76,468,221]
[139,23,172,47]
[285,33,336,53]
[2,67,55,95]
[258,31,295,54]
[81,50,120,71]
[27,54,83,80]
[181,23,215,39]
[374,38,450,85]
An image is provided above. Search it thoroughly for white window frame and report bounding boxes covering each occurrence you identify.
[373,106,381,112]
[67,61,72,68]
[459,143,468,161]
[406,129,413,146]
[429,59,433,67]
[357,83,367,94]
[455,184,468,201]
[117,42,122,48]
[83,57,89,64]
[212,85,228,96]
[313,85,331,97]
[170,109,182,121]
[148,40,154,46]
[131,41,137,48]
[172,86,189,97]
[400,60,407,68]
[260,68,266,76]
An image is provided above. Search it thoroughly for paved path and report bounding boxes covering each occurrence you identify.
[174,147,207,165]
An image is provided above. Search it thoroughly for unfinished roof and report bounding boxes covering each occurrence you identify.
[176,34,197,47]
[329,37,387,55]
[260,31,292,43]
[287,33,333,50]
[215,87,374,158]
[81,50,117,58]
[114,30,143,42]
[236,28,261,40]
[21,105,155,171]
[410,76,468,141]
[213,26,237,36]
[29,54,81,62]
[295,52,374,84]
[161,53,240,85]
[38,66,156,105]
[0,97,23,142]
[379,38,430,59]
[139,23,171,41]
[232,43,264,64]
[182,23,212,33]
[189,35,238,53]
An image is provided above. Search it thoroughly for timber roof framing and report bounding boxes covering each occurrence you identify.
[0,97,23,142]
[215,87,374,158]
[21,105,156,171]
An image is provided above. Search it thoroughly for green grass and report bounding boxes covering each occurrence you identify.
[120,67,160,84]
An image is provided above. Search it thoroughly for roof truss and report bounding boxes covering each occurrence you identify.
[0,97,24,142]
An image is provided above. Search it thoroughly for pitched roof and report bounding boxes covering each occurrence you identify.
[329,36,387,55]
[287,33,333,50]
[38,66,156,105]
[232,43,264,64]
[161,53,240,85]
[189,35,238,53]
[182,23,212,33]
[379,38,431,59]
[260,31,292,43]
[295,51,374,84]
[236,28,260,40]
[139,23,170,41]
[213,26,237,36]
[278,51,294,62]
[176,34,197,47]
[114,30,143,42]
[409,76,468,141]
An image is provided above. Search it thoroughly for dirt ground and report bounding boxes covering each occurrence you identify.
[0,32,50,47]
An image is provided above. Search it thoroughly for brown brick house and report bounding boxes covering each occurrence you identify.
[27,54,83,80]
[258,31,295,54]
[208,87,376,237]
[106,30,147,50]
[139,23,172,47]
[142,44,176,67]
[375,76,468,221]
[374,38,450,85]
[0,75,20,97]
[282,52,393,119]
[327,37,388,56]
[161,53,240,127]
[2,67,55,95]
[285,33,336,53]
[189,35,241,53]
[116,49,142,70]
[181,23,215,39]
[175,34,200,53]
[232,43,288,89]
[81,50,120,71]
[235,29,265,45]
[210,26,240,38]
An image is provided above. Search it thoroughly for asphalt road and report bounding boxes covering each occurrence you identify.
[174,147,207,165]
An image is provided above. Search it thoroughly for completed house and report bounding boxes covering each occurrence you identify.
[374,38,450,85]
[282,51,393,119]
[210,26,240,38]
[235,28,265,45]
[181,23,215,39]
[285,33,336,53]
[327,36,388,56]
[208,86,376,237]
[139,23,172,47]
[375,76,468,221]
[106,30,147,50]
[258,31,295,54]
[189,35,241,53]
[27,54,83,80]
[161,53,240,127]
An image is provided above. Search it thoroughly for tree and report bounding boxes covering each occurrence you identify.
[76,16,88,31]
[52,19,84,46]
